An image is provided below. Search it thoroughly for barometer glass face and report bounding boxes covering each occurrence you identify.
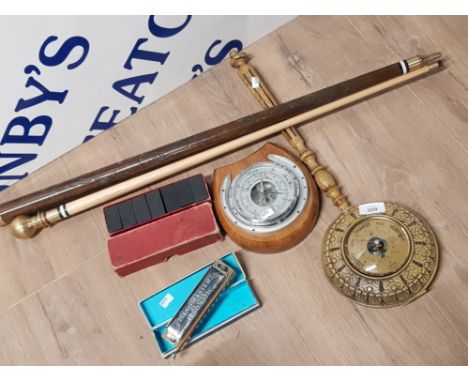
[221,154,308,233]
[344,216,411,277]
[322,202,439,308]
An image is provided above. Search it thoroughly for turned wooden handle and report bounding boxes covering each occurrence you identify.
[230,51,350,211]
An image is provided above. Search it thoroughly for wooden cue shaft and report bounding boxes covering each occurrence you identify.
[43,63,439,225]
[0,57,419,225]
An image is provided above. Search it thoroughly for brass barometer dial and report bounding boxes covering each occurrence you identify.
[344,216,411,277]
[322,202,439,307]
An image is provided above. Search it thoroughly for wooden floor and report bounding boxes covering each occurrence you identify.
[1,16,468,365]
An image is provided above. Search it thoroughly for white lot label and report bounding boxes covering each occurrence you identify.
[159,293,174,309]
[251,76,260,88]
[358,202,386,215]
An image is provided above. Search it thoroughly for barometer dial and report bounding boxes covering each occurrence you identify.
[344,216,411,277]
[221,154,308,233]
[322,202,439,307]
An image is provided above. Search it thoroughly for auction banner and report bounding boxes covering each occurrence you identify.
[0,15,295,191]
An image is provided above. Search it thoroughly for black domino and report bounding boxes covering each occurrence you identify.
[104,205,123,233]
[118,200,137,229]
[175,179,195,207]
[189,174,209,202]
[146,189,166,219]
[132,195,151,224]
[160,183,180,212]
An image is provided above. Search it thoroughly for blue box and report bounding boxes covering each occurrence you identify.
[139,253,260,358]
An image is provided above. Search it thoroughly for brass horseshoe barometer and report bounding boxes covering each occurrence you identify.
[230,51,440,308]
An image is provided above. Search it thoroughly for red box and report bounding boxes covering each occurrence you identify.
[108,202,223,276]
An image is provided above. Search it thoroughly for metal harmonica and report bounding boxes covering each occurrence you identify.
[163,260,234,352]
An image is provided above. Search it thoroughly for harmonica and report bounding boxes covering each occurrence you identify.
[163,260,234,352]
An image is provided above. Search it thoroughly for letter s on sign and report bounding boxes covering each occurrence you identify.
[204,39,243,66]
[39,36,90,70]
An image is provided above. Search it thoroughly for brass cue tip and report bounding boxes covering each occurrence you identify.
[407,52,443,71]
[0,216,6,226]
[423,52,443,66]
[10,215,41,239]
[427,51,442,60]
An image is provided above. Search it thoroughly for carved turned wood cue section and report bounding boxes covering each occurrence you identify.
[0,17,468,365]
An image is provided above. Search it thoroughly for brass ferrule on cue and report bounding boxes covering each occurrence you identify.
[406,52,442,71]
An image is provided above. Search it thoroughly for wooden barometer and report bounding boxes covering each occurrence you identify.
[212,143,319,253]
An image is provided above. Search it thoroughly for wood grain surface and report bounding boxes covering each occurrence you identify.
[1,16,468,365]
